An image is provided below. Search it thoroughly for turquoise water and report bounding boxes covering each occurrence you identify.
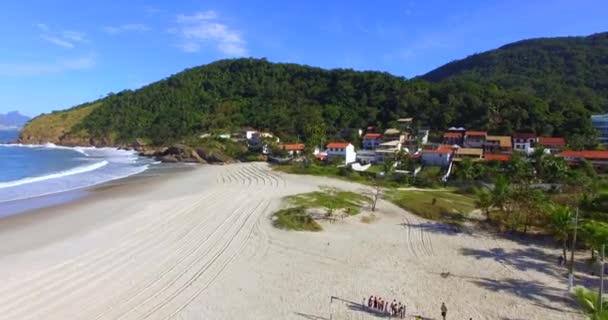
[0,139,154,204]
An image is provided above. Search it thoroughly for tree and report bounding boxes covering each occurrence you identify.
[474,187,493,219]
[491,175,511,214]
[581,221,608,261]
[548,204,573,262]
[573,287,608,320]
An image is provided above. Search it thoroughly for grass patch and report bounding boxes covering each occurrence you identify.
[387,189,475,225]
[273,207,322,231]
[286,187,370,216]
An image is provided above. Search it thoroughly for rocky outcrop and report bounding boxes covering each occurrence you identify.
[157,144,208,164]
[195,147,233,164]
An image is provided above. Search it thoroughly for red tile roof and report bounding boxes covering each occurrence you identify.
[484,154,512,162]
[513,132,536,139]
[279,143,305,151]
[538,137,566,147]
[443,132,463,138]
[326,142,350,149]
[438,144,458,151]
[465,130,487,137]
[363,133,382,139]
[559,150,608,160]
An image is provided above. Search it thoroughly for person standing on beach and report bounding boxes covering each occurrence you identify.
[441,302,448,320]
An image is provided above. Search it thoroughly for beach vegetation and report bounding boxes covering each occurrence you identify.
[273,207,322,231]
[386,189,475,225]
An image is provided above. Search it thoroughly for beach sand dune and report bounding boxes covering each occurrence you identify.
[0,163,583,319]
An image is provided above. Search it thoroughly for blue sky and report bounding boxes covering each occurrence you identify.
[1,0,607,117]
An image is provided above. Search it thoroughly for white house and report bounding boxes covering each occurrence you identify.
[356,150,377,164]
[421,148,453,168]
[375,140,402,163]
[513,132,537,152]
[326,142,357,164]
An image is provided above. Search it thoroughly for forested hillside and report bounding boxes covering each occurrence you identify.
[21,32,608,147]
[421,32,608,111]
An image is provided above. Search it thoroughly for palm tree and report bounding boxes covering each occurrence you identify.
[474,187,492,219]
[491,175,511,214]
[574,287,608,320]
[549,204,573,262]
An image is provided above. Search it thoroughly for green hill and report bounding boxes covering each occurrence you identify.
[421,32,608,111]
[21,44,605,147]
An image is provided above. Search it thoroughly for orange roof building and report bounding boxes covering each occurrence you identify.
[278,143,305,151]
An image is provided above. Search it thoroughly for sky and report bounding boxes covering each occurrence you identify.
[1,0,607,117]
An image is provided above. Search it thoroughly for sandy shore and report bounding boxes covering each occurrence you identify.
[0,163,583,319]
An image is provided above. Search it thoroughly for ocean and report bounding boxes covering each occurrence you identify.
[0,132,155,211]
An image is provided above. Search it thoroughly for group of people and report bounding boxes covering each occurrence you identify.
[365,295,406,318]
[363,297,450,320]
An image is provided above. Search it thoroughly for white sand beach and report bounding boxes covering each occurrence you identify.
[0,163,583,319]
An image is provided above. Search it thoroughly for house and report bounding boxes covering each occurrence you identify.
[404,129,430,152]
[537,137,567,153]
[592,114,608,144]
[484,154,512,162]
[375,140,402,163]
[383,128,403,142]
[454,148,484,161]
[443,132,463,146]
[397,117,413,131]
[485,135,512,153]
[356,150,376,164]
[362,133,383,150]
[513,133,536,152]
[558,150,608,170]
[421,148,453,168]
[463,131,487,148]
[326,142,357,164]
[277,143,305,156]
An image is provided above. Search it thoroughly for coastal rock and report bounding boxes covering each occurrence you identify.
[195,147,232,164]
[159,155,179,163]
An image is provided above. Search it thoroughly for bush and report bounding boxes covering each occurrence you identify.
[273,207,322,231]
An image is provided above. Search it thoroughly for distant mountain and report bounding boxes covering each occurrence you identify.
[0,111,30,130]
[420,32,608,111]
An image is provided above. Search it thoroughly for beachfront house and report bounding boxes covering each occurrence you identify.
[443,132,463,146]
[397,117,413,131]
[326,142,356,164]
[375,140,402,163]
[356,150,377,164]
[484,135,512,154]
[383,128,403,142]
[454,148,484,161]
[278,143,305,156]
[463,131,487,148]
[421,148,453,168]
[362,133,382,150]
[558,150,608,170]
[537,137,567,153]
[513,133,536,152]
[404,129,429,153]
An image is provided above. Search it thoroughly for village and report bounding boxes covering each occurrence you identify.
[235,116,608,180]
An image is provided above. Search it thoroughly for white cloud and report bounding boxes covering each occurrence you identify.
[172,11,247,56]
[37,24,86,48]
[0,55,96,76]
[40,35,74,48]
[62,31,86,42]
[103,24,150,34]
